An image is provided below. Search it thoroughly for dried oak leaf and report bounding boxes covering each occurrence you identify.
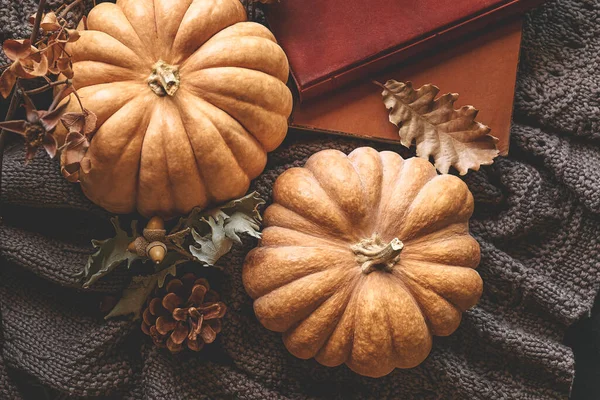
[80,217,142,288]
[187,192,265,266]
[105,275,158,320]
[380,80,499,175]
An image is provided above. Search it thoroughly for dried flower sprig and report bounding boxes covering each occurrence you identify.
[0,0,95,220]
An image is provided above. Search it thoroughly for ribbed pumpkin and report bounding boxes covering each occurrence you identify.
[243,147,483,378]
[55,0,292,219]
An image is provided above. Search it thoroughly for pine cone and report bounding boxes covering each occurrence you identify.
[141,273,227,353]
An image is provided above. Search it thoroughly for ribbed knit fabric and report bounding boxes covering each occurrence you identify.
[1,0,599,399]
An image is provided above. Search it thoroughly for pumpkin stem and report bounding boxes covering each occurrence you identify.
[148,60,180,97]
[352,235,404,274]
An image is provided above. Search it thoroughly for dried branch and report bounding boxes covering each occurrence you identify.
[0,0,47,223]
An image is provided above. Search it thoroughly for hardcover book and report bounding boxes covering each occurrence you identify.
[267,0,542,101]
[289,20,523,155]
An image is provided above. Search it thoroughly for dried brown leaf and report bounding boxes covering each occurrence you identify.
[0,120,27,135]
[12,53,48,78]
[40,12,61,32]
[61,109,97,135]
[37,99,70,132]
[56,57,73,78]
[380,80,499,175]
[0,66,18,98]
[42,133,58,158]
[2,39,33,61]
[60,131,90,182]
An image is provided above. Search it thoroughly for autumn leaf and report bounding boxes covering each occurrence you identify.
[104,258,183,320]
[79,217,142,288]
[61,109,98,135]
[104,275,158,320]
[186,192,265,266]
[40,12,61,32]
[190,216,234,266]
[0,94,70,161]
[379,80,499,175]
[0,39,49,98]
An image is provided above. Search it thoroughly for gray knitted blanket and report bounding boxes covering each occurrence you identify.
[1,0,600,398]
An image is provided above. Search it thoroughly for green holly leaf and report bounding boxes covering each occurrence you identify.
[80,217,141,288]
[186,192,265,266]
[104,275,158,320]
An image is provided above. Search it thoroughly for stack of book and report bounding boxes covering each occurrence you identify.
[266,0,545,155]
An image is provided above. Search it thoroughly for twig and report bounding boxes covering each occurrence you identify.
[30,0,47,43]
[72,89,85,111]
[0,0,47,223]
[58,0,86,19]
[24,79,70,95]
[166,244,194,261]
[49,83,71,111]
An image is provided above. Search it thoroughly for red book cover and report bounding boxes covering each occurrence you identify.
[267,0,543,101]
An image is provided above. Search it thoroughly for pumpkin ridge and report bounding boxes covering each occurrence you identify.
[71,30,147,71]
[317,275,364,366]
[117,0,158,57]
[264,204,354,243]
[170,0,247,63]
[244,247,355,299]
[350,149,385,232]
[71,61,147,90]
[397,175,474,241]
[284,277,358,360]
[179,90,266,178]
[396,261,478,312]
[133,100,176,214]
[181,97,251,183]
[254,267,355,332]
[400,222,468,247]
[180,35,289,82]
[173,98,216,204]
[184,67,292,115]
[373,152,406,229]
[303,168,360,233]
[392,269,463,337]
[174,93,250,202]
[130,100,156,213]
[376,157,439,236]
[260,226,351,250]
[86,2,154,63]
[81,94,152,211]
[178,84,286,152]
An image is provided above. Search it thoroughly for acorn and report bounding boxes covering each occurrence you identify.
[144,216,166,242]
[127,217,168,264]
[146,241,167,264]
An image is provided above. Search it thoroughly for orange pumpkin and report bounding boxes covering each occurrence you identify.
[243,147,483,378]
[56,0,292,219]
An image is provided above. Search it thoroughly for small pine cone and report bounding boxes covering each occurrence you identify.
[141,273,227,354]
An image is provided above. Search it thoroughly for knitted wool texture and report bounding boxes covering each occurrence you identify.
[1,0,600,399]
